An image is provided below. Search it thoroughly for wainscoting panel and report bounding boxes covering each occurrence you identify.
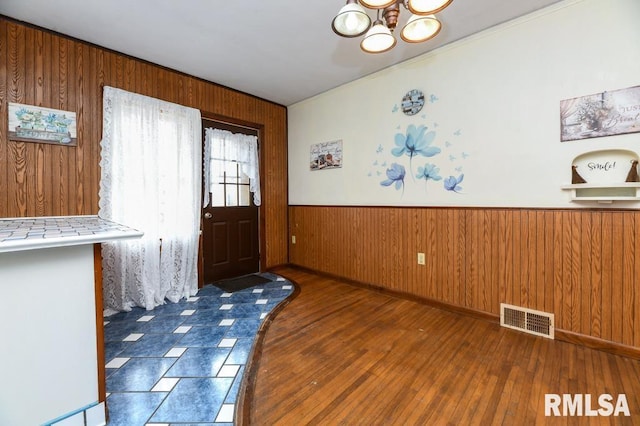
[289,206,640,349]
[0,18,288,268]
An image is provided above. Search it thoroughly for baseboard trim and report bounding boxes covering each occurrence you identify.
[555,329,640,360]
[287,263,640,360]
[286,264,499,323]
[265,263,290,272]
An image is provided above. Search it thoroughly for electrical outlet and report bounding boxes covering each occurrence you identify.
[292,235,296,244]
[417,252,425,265]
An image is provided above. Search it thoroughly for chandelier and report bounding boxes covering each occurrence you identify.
[331,0,453,54]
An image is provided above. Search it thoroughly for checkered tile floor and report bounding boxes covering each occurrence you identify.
[103,273,294,425]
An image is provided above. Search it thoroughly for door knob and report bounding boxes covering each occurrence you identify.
[204,212,212,219]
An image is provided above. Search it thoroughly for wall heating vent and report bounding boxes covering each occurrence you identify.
[500,303,554,339]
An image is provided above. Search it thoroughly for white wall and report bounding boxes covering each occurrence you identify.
[0,245,99,426]
[288,0,640,207]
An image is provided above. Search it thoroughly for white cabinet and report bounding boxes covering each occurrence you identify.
[0,216,142,426]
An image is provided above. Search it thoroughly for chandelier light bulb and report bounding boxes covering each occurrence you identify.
[332,1,372,37]
[359,0,397,8]
[345,13,361,32]
[407,0,454,15]
[400,14,441,43]
[360,20,397,53]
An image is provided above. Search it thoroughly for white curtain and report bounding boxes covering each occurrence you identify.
[203,128,261,206]
[99,86,202,312]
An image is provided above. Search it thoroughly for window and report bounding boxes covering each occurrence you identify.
[204,128,261,207]
[210,159,252,207]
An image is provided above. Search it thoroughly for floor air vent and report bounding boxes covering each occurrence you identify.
[500,303,554,339]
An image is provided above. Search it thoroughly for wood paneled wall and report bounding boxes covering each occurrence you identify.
[289,206,640,350]
[0,18,288,267]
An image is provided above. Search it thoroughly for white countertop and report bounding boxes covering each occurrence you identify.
[0,215,143,253]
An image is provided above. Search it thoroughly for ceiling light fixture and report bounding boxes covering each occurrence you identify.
[331,0,452,53]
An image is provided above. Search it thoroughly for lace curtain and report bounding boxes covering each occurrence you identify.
[203,128,261,206]
[99,86,202,312]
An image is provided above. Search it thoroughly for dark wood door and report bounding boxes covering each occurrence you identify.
[201,119,260,284]
[202,203,259,283]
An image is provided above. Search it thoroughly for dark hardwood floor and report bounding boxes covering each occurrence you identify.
[243,267,640,425]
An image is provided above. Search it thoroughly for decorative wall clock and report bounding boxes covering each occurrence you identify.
[401,89,425,116]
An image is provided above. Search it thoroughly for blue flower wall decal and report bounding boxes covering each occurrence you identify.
[370,95,469,198]
[416,163,442,183]
[392,124,441,178]
[444,174,464,193]
[391,124,440,158]
[380,163,406,192]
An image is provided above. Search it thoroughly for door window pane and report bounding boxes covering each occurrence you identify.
[209,158,254,207]
[211,183,225,207]
[225,184,238,207]
[224,162,239,183]
[210,159,225,184]
[239,185,250,206]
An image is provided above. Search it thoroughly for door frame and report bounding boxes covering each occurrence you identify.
[199,113,265,287]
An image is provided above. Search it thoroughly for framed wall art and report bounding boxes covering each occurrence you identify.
[560,85,640,142]
[8,102,77,146]
[310,139,343,171]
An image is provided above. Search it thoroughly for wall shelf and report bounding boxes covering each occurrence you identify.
[563,149,640,203]
[561,182,640,203]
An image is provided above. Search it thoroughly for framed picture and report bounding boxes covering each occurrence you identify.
[310,140,343,171]
[8,103,77,146]
[560,85,640,142]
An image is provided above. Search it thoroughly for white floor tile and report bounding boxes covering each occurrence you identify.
[123,333,144,342]
[151,377,180,392]
[215,404,235,423]
[137,315,155,322]
[102,274,294,425]
[105,357,130,368]
[217,364,240,378]
[164,347,187,357]
[219,338,237,348]
[173,326,192,334]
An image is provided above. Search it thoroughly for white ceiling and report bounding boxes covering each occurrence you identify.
[0,0,563,106]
